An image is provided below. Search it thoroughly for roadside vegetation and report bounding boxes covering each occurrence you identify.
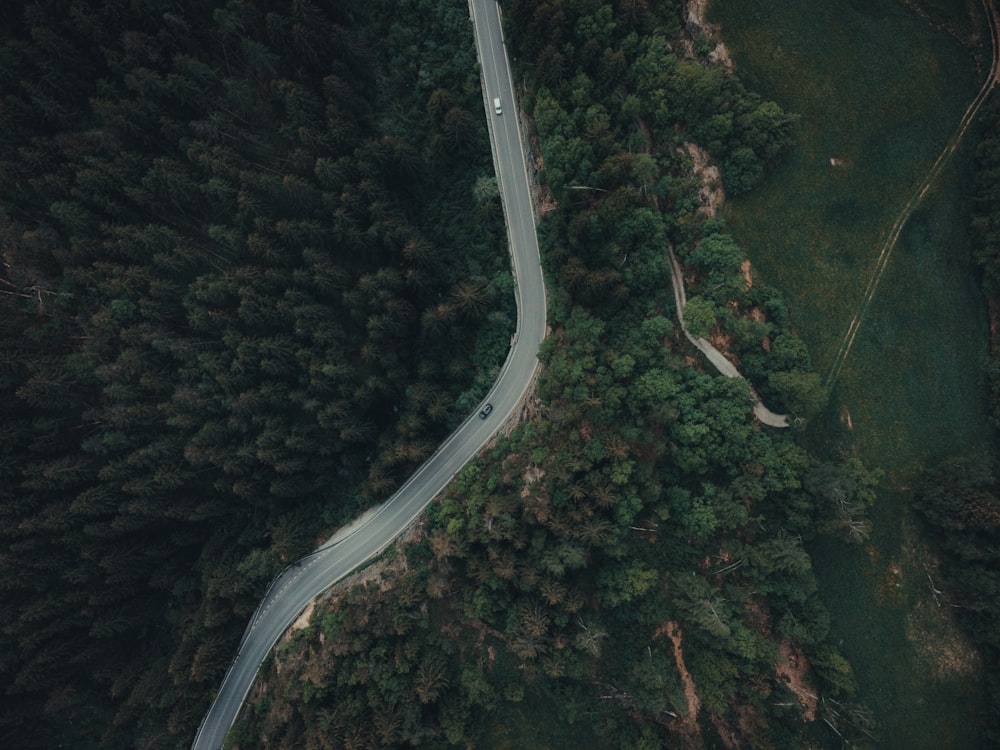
[231,1,881,749]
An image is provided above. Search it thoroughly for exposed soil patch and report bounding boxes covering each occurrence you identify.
[901,520,982,681]
[521,108,558,217]
[685,0,735,73]
[521,465,546,497]
[906,597,981,680]
[287,599,316,638]
[708,326,740,366]
[776,640,819,721]
[840,404,855,431]
[655,621,702,737]
[685,142,726,217]
[514,374,547,427]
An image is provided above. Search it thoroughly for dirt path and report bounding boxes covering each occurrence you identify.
[668,247,790,427]
[824,0,1000,389]
[661,622,702,731]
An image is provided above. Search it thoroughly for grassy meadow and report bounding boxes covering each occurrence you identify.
[708,0,995,746]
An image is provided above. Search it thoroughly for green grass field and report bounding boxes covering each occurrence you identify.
[709,0,984,372]
[708,0,995,746]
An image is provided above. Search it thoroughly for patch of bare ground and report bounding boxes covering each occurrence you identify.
[906,597,981,680]
[684,0,735,73]
[840,404,855,431]
[513,373,546,427]
[522,463,553,525]
[749,305,772,352]
[739,259,753,289]
[536,170,559,216]
[287,599,316,639]
[776,641,819,721]
[680,135,786,388]
[874,557,905,607]
[708,325,740,367]
[520,107,558,217]
[275,516,426,654]
[655,621,703,740]
[684,142,726,218]
[739,266,775,354]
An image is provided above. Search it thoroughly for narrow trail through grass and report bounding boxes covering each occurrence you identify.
[825,0,1000,388]
[709,0,995,746]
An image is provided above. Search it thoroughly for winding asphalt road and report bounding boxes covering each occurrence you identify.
[190,2,544,747]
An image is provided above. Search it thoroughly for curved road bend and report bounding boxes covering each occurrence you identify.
[191,2,545,747]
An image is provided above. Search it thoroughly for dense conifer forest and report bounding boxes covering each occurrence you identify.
[0,0,513,746]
